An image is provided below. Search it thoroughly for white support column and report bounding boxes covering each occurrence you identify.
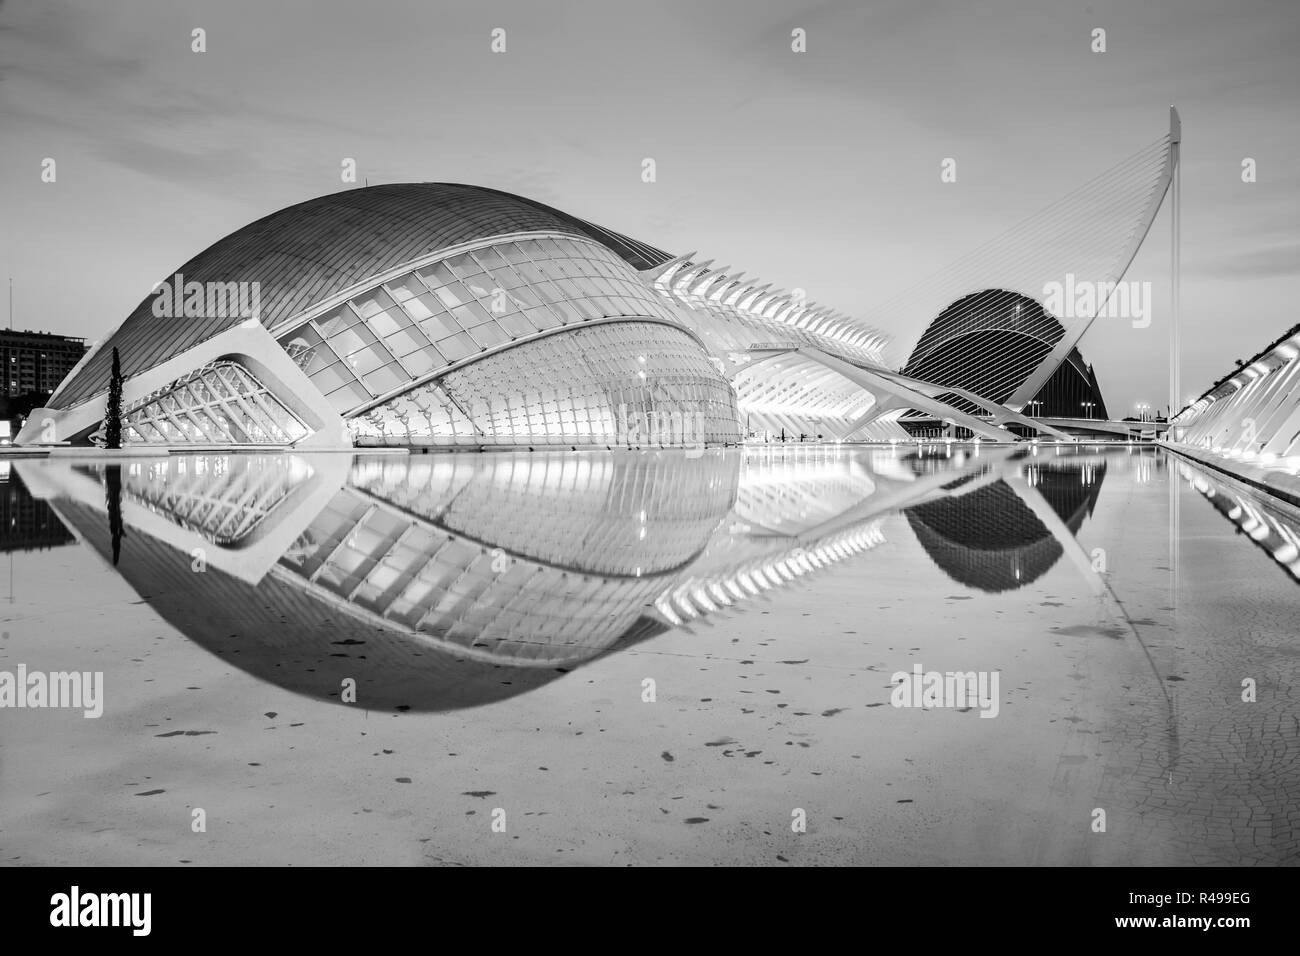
[1169,105,1182,433]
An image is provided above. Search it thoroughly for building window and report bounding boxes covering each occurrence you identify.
[122,360,309,444]
[276,236,687,417]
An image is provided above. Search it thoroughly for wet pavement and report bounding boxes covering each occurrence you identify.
[0,444,1295,865]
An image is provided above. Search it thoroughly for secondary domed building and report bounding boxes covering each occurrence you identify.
[899,289,1109,435]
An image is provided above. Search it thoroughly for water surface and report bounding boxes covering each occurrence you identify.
[1,444,1296,865]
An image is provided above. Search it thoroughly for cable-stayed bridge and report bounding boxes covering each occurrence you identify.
[642,109,1183,443]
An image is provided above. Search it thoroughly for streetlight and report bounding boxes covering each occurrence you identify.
[1082,401,1094,420]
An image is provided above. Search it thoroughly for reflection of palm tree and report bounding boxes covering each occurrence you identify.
[105,465,126,566]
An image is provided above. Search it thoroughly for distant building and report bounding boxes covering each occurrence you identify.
[1,329,88,399]
[899,289,1110,436]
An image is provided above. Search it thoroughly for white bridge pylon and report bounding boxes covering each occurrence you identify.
[1008,107,1181,411]
[848,109,1182,414]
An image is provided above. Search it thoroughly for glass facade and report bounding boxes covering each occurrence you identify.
[123,361,309,445]
[277,485,673,663]
[114,455,311,544]
[278,235,689,417]
[348,321,740,447]
[348,453,738,575]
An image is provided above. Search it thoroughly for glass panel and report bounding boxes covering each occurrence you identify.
[551,300,581,324]
[473,247,507,271]
[467,322,510,349]
[446,253,481,278]
[362,362,408,395]
[517,262,547,283]
[434,282,471,310]
[588,296,616,316]
[326,381,369,413]
[497,312,535,337]
[485,290,518,316]
[528,306,560,330]
[368,307,410,338]
[462,274,495,300]
[402,292,440,321]
[436,332,477,362]
[418,312,461,340]
[452,301,491,327]
[385,327,428,357]
[540,238,570,258]
[316,305,360,337]
[328,325,371,356]
[346,343,395,377]
[555,278,585,298]
[351,287,395,318]
[310,361,353,393]
[505,242,536,264]
[490,266,527,290]
[572,297,602,321]
[509,286,541,309]
[385,274,426,302]
[397,348,438,376]
[417,262,457,287]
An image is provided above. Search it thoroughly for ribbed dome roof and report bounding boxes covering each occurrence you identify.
[54,183,671,409]
[905,464,1105,592]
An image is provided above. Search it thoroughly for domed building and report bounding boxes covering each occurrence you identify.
[899,289,1109,435]
[24,184,745,450]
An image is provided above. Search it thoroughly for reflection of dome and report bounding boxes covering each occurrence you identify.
[901,289,1109,422]
[905,461,1106,592]
[58,452,738,712]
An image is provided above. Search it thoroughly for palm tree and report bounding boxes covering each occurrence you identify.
[104,347,123,450]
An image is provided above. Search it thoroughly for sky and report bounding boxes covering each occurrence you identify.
[1,0,1297,417]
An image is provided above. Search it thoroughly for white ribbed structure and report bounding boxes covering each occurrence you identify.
[1168,325,1300,474]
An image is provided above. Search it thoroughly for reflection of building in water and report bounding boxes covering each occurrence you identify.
[276,452,739,663]
[102,455,314,545]
[903,458,1107,592]
[1,466,74,553]
[21,444,1079,710]
[652,446,890,625]
[1177,461,1300,582]
[28,452,737,710]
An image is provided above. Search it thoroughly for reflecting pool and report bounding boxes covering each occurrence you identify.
[1,444,1296,865]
